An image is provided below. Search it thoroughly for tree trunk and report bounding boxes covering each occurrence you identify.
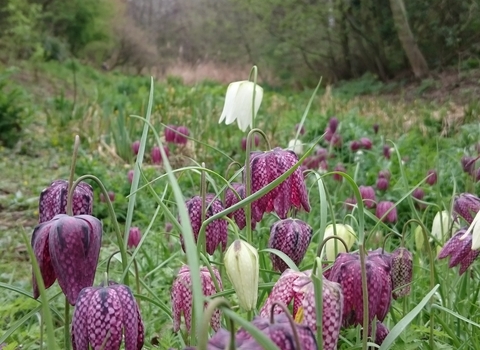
[389,0,429,78]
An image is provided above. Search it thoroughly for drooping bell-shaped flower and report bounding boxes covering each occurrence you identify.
[426,169,437,185]
[219,80,263,132]
[165,125,177,143]
[431,210,453,243]
[359,185,376,209]
[359,137,372,150]
[453,193,480,225]
[127,170,134,184]
[180,194,227,255]
[224,239,259,311]
[373,124,379,134]
[350,140,361,152]
[461,156,476,174]
[250,147,310,221]
[268,219,313,272]
[295,123,306,136]
[39,180,93,223]
[327,250,392,327]
[99,191,115,203]
[438,227,480,275]
[127,227,141,249]
[151,145,169,164]
[31,214,102,305]
[71,282,144,350]
[333,163,346,182]
[241,134,260,151]
[391,247,413,299]
[322,223,356,261]
[369,321,389,346]
[171,266,223,333]
[287,139,303,156]
[224,183,249,230]
[376,177,389,191]
[376,201,397,223]
[328,117,339,133]
[383,145,391,159]
[207,313,317,350]
[259,269,343,350]
[175,126,190,145]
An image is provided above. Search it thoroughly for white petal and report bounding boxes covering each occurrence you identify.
[219,81,242,124]
[470,211,480,249]
[234,81,263,132]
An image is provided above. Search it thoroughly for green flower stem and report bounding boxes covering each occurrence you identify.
[72,175,128,285]
[313,258,324,350]
[64,298,70,350]
[198,299,235,350]
[314,236,349,269]
[197,163,207,256]
[66,135,80,216]
[248,65,258,131]
[200,253,222,294]
[269,302,302,350]
[401,219,435,349]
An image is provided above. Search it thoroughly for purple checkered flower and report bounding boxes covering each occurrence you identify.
[359,185,376,209]
[360,137,372,150]
[268,219,313,272]
[438,227,480,275]
[250,147,310,221]
[376,201,397,223]
[71,282,144,350]
[376,177,389,191]
[151,145,169,164]
[31,214,102,305]
[171,266,223,333]
[224,183,249,230]
[453,193,480,225]
[391,247,413,299]
[328,117,339,133]
[175,126,190,145]
[426,169,437,185]
[165,125,177,143]
[369,321,389,346]
[327,250,392,327]
[39,179,93,224]
[180,194,227,255]
[131,140,140,155]
[127,227,141,249]
[259,269,343,350]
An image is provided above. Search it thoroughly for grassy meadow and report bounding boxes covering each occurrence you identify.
[1,60,480,349]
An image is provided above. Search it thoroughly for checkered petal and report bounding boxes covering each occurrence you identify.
[268,219,313,272]
[454,193,480,225]
[31,220,57,299]
[225,183,248,230]
[48,214,102,305]
[72,287,98,350]
[391,247,413,299]
[260,269,303,317]
[39,180,93,224]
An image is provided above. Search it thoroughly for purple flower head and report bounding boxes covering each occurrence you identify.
[127,170,134,184]
[438,227,480,275]
[330,133,342,148]
[333,164,346,182]
[376,201,397,223]
[295,123,306,136]
[39,180,93,224]
[359,185,376,209]
[391,247,413,299]
[376,177,389,191]
[171,266,223,333]
[426,169,437,186]
[31,214,102,305]
[344,197,357,211]
[259,269,343,350]
[131,140,140,155]
[316,147,328,161]
[268,219,313,272]
[383,145,391,159]
[461,156,476,174]
[127,227,141,249]
[328,117,339,133]
[151,145,169,164]
[360,137,372,150]
[250,148,310,221]
[180,194,227,255]
[412,188,425,201]
[175,126,190,145]
[454,193,480,225]
[100,191,115,203]
[378,170,391,180]
[328,251,392,327]
[165,125,177,143]
[350,140,361,152]
[373,124,379,134]
[368,321,389,346]
[241,134,260,151]
[303,156,320,170]
[224,183,251,230]
[71,282,144,350]
[165,222,173,233]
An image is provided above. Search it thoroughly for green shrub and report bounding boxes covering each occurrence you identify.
[0,76,24,148]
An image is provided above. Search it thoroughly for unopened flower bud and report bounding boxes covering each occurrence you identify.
[323,224,356,260]
[128,227,142,248]
[224,239,259,311]
[426,169,437,185]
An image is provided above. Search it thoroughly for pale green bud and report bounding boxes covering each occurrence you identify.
[323,224,356,261]
[414,225,424,251]
[431,210,453,243]
[224,239,259,311]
